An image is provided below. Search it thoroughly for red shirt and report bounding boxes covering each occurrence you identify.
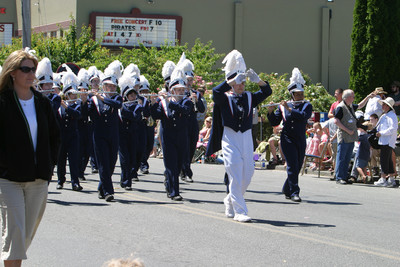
[329,101,340,114]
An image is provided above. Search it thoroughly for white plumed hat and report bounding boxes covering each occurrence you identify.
[287,67,305,92]
[222,50,246,82]
[36,57,54,84]
[169,65,187,91]
[123,64,141,87]
[77,68,90,90]
[162,60,176,82]
[118,75,137,98]
[102,60,124,86]
[61,71,79,95]
[52,73,62,89]
[88,66,101,82]
[177,52,194,78]
[139,75,150,91]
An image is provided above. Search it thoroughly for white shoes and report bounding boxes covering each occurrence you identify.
[224,196,234,218]
[387,177,397,188]
[233,214,252,223]
[374,178,388,187]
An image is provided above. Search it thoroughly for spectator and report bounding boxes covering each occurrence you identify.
[322,118,338,175]
[363,87,387,120]
[305,122,323,170]
[251,107,260,151]
[374,97,398,187]
[197,86,208,129]
[0,48,60,266]
[369,113,381,177]
[334,89,359,184]
[389,81,400,117]
[349,122,371,183]
[328,88,343,118]
[197,116,212,148]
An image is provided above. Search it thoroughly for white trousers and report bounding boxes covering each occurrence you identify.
[222,127,254,215]
[0,178,48,260]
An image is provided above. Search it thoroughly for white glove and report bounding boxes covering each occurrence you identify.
[246,68,261,83]
[234,73,246,84]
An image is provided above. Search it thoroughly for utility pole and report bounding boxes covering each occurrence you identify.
[22,0,31,48]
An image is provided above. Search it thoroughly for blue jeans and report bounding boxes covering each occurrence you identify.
[335,142,354,181]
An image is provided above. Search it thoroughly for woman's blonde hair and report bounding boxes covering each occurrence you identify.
[0,49,38,93]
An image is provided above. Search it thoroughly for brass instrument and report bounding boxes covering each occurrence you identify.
[261,100,309,108]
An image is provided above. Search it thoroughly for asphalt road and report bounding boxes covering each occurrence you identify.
[3,158,400,267]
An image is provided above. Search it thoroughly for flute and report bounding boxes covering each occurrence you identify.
[92,91,118,94]
[38,89,55,93]
[123,100,140,105]
[261,100,309,108]
[64,99,81,104]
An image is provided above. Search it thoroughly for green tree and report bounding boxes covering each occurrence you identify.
[349,0,400,100]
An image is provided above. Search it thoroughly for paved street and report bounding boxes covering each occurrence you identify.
[4,158,400,267]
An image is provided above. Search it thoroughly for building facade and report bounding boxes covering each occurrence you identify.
[2,0,356,93]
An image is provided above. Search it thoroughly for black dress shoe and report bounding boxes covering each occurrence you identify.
[125,186,132,191]
[56,184,63,190]
[105,194,114,202]
[98,190,105,199]
[132,177,139,182]
[285,195,291,199]
[92,168,99,174]
[79,176,86,181]
[72,185,83,191]
[336,179,347,185]
[171,195,183,201]
[291,195,302,202]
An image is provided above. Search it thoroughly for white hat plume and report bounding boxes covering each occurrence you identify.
[222,50,246,80]
[36,57,54,84]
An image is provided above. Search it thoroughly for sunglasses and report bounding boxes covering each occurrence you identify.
[19,66,37,73]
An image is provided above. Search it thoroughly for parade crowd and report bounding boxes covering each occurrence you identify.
[0,47,399,265]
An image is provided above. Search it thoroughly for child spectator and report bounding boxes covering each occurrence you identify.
[305,122,323,170]
[349,122,371,183]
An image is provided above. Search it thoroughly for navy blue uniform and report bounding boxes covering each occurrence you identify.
[118,98,146,188]
[88,94,122,197]
[47,93,61,116]
[57,102,82,188]
[181,89,205,178]
[151,97,193,198]
[77,99,93,179]
[140,98,155,173]
[267,101,312,197]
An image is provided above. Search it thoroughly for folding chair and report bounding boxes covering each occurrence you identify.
[301,141,329,178]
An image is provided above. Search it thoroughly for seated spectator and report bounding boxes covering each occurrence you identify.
[305,122,323,170]
[197,116,212,148]
[268,125,285,165]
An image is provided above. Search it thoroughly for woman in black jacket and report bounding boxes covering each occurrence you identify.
[0,48,60,266]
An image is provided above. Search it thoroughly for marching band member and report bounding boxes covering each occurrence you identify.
[77,68,91,181]
[35,58,61,116]
[206,50,271,222]
[178,53,205,182]
[87,66,102,174]
[139,75,156,175]
[150,65,193,201]
[88,60,123,202]
[118,74,142,190]
[267,68,312,202]
[122,64,149,182]
[52,72,62,95]
[56,71,83,191]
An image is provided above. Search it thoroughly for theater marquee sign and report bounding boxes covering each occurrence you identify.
[90,8,182,48]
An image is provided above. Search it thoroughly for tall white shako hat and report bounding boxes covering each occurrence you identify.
[222,50,246,83]
[61,71,79,95]
[123,63,141,87]
[77,68,90,90]
[139,75,150,92]
[169,65,187,91]
[287,68,305,93]
[87,66,101,82]
[177,52,194,78]
[102,60,124,86]
[52,73,62,89]
[118,74,137,99]
[36,57,53,84]
[162,60,176,83]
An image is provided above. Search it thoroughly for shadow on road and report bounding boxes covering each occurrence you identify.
[252,218,336,228]
[47,199,109,206]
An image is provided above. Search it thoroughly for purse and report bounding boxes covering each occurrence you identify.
[367,128,381,149]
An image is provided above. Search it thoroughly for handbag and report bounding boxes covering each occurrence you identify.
[367,128,381,149]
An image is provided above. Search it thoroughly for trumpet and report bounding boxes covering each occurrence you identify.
[261,100,309,108]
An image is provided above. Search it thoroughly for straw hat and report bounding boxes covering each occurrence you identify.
[378,97,395,110]
[374,87,387,95]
